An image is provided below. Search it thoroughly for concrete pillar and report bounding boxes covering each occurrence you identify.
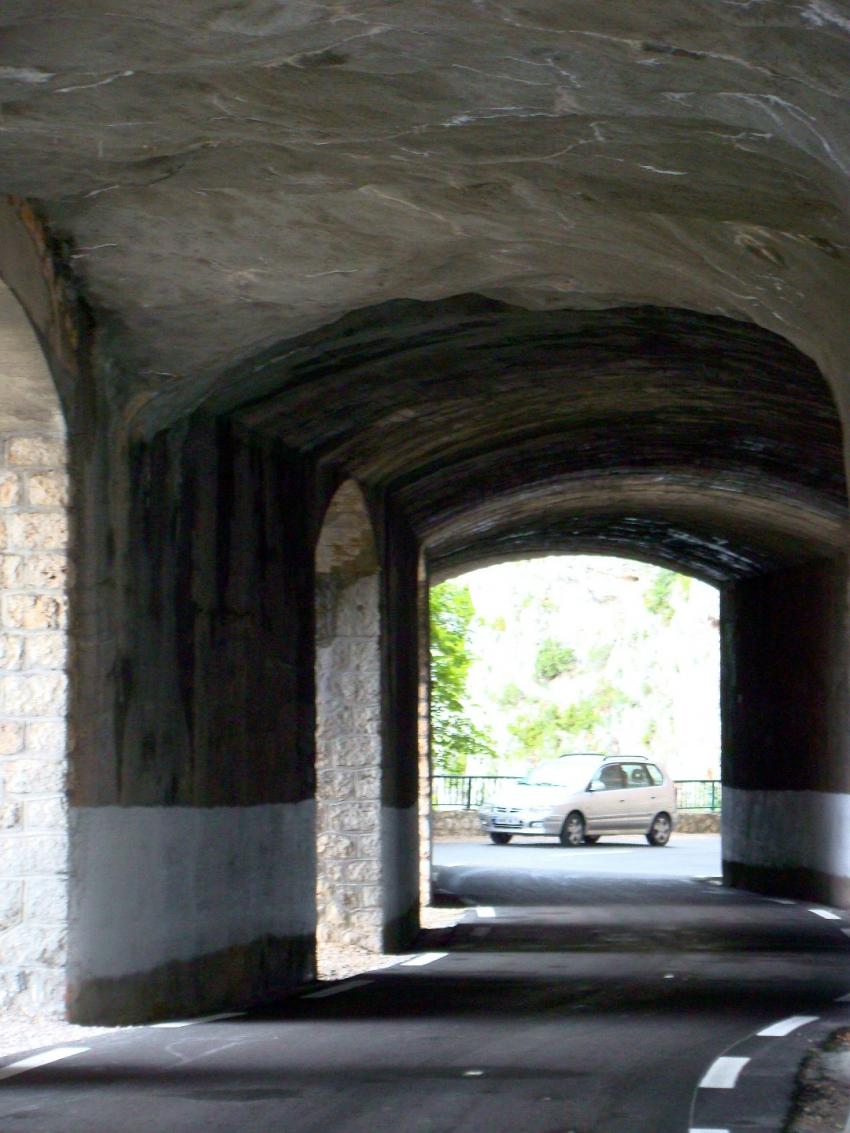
[68,417,317,1022]
[721,554,850,905]
[417,556,432,911]
[315,481,383,952]
[379,502,421,950]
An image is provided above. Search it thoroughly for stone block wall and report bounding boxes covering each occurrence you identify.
[315,572,383,951]
[315,483,384,952]
[0,432,69,1017]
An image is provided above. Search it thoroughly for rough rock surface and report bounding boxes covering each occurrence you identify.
[1,4,849,574]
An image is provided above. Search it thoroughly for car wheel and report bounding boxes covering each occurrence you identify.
[584,835,600,845]
[646,812,672,846]
[489,832,513,845]
[559,811,586,847]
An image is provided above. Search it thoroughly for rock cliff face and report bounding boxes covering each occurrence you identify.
[460,555,720,780]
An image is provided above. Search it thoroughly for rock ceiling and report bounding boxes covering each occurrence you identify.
[1,1,849,577]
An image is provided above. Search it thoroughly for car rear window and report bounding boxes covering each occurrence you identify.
[646,764,664,786]
[622,763,651,787]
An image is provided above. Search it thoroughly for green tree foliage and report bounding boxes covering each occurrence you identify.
[508,682,631,759]
[534,638,577,682]
[509,702,565,759]
[498,681,524,708]
[644,569,677,624]
[429,582,496,774]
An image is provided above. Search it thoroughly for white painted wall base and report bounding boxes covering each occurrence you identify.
[70,802,316,980]
[724,787,850,880]
[381,804,419,928]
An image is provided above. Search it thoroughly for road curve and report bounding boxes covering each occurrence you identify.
[2,851,849,1132]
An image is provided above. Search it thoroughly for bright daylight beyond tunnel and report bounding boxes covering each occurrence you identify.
[429,556,720,846]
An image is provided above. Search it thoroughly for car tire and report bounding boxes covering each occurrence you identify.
[646,812,672,846]
[559,811,586,847]
[584,835,600,845]
[489,832,513,845]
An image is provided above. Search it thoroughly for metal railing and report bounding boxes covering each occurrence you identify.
[674,779,722,813]
[432,774,722,812]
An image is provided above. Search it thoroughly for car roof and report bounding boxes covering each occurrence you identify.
[556,752,650,763]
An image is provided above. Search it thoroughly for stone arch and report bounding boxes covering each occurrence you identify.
[0,274,70,1017]
[314,480,384,953]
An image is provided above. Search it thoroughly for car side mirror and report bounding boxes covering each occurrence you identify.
[588,779,604,792]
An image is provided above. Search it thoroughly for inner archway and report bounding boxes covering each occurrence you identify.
[0,273,70,1018]
[314,480,384,956]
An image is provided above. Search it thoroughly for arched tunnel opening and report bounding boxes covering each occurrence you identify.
[3,263,849,1022]
[254,296,850,980]
[423,552,724,929]
[424,554,721,905]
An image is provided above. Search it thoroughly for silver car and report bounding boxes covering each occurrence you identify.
[479,752,677,847]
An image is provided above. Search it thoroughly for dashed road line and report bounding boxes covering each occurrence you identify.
[303,979,374,999]
[691,1014,826,1130]
[476,906,495,918]
[0,1046,90,1082]
[757,1015,818,1037]
[699,1056,750,1089]
[399,952,448,967]
[151,1012,245,1028]
[809,908,842,920]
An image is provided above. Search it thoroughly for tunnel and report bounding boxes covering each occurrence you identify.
[0,4,849,1024]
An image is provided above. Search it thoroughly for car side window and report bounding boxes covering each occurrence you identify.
[599,763,626,790]
[623,763,651,787]
[646,764,664,786]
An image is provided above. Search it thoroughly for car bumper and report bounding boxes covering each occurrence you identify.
[479,814,560,836]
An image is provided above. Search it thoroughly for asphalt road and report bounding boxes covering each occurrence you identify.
[433,831,723,887]
[3,836,850,1132]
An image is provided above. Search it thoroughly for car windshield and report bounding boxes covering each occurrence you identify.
[519,755,602,789]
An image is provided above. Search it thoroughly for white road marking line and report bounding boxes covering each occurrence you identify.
[757,1015,818,1037]
[302,979,374,999]
[834,991,850,1002]
[841,928,850,938]
[399,952,448,967]
[810,908,842,920]
[690,1128,731,1133]
[699,1056,750,1089]
[476,906,495,918]
[766,897,796,905]
[151,1012,245,1028]
[0,1046,90,1082]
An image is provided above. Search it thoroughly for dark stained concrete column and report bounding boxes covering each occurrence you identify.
[68,415,318,1023]
[379,499,421,951]
[721,554,850,905]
